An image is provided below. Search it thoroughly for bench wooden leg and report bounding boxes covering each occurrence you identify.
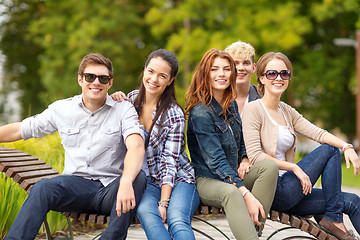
[43,217,54,240]
[66,217,74,240]
[43,216,74,240]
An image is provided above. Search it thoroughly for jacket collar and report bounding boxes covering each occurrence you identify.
[209,97,224,117]
[209,97,237,117]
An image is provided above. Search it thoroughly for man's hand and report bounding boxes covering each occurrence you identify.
[116,178,135,217]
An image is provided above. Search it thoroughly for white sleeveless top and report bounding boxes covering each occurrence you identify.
[260,101,294,176]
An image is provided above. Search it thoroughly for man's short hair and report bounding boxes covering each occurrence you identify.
[224,41,255,63]
[78,53,113,78]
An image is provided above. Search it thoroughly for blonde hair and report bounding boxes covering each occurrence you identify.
[224,41,255,63]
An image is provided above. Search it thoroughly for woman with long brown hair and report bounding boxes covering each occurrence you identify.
[112,49,199,240]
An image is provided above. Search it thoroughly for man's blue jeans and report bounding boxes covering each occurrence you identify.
[5,171,146,240]
[136,179,200,240]
[271,144,360,234]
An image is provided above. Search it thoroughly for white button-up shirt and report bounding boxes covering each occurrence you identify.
[21,94,144,186]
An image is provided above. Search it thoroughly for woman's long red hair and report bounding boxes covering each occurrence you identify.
[185,49,237,117]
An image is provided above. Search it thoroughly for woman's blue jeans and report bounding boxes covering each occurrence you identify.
[136,179,200,240]
[271,144,360,234]
[5,171,147,240]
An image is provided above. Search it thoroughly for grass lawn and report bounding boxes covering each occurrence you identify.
[342,162,360,188]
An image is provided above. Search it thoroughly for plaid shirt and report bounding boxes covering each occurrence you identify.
[128,90,195,187]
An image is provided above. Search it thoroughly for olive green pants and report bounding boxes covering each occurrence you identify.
[196,159,278,240]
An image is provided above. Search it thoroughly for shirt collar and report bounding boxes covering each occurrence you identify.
[76,94,116,109]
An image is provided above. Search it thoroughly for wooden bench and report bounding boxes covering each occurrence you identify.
[0,146,339,240]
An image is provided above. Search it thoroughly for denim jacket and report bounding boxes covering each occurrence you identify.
[187,98,247,188]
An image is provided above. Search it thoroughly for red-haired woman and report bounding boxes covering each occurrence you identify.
[186,49,278,239]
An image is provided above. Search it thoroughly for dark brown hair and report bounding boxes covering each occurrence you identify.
[78,53,113,78]
[133,49,180,147]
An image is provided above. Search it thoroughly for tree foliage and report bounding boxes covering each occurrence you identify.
[27,0,153,106]
[0,0,360,140]
[292,0,360,140]
[0,1,45,117]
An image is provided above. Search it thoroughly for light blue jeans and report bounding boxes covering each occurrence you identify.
[136,179,200,240]
[271,144,360,234]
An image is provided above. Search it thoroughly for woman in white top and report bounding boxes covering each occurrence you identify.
[242,52,360,240]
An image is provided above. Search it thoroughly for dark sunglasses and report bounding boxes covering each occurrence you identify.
[82,73,112,84]
[263,70,291,80]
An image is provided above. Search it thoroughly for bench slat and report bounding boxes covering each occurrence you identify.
[289,215,301,228]
[96,215,106,225]
[200,206,209,215]
[0,156,39,162]
[0,149,23,153]
[88,214,98,224]
[317,229,328,240]
[300,218,310,232]
[13,169,59,183]
[0,160,46,172]
[6,164,52,178]
[20,174,60,192]
[79,213,89,222]
[0,152,31,158]
[308,220,320,236]
[270,210,279,221]
[279,212,290,224]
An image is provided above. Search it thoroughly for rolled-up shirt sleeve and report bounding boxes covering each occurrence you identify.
[21,107,58,140]
[121,101,144,141]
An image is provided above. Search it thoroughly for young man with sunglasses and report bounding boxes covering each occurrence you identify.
[224,41,262,116]
[2,53,147,240]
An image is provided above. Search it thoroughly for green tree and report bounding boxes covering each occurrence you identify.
[292,0,360,141]
[0,1,45,117]
[145,0,312,88]
[146,0,360,141]
[1,0,156,115]
[28,0,153,106]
